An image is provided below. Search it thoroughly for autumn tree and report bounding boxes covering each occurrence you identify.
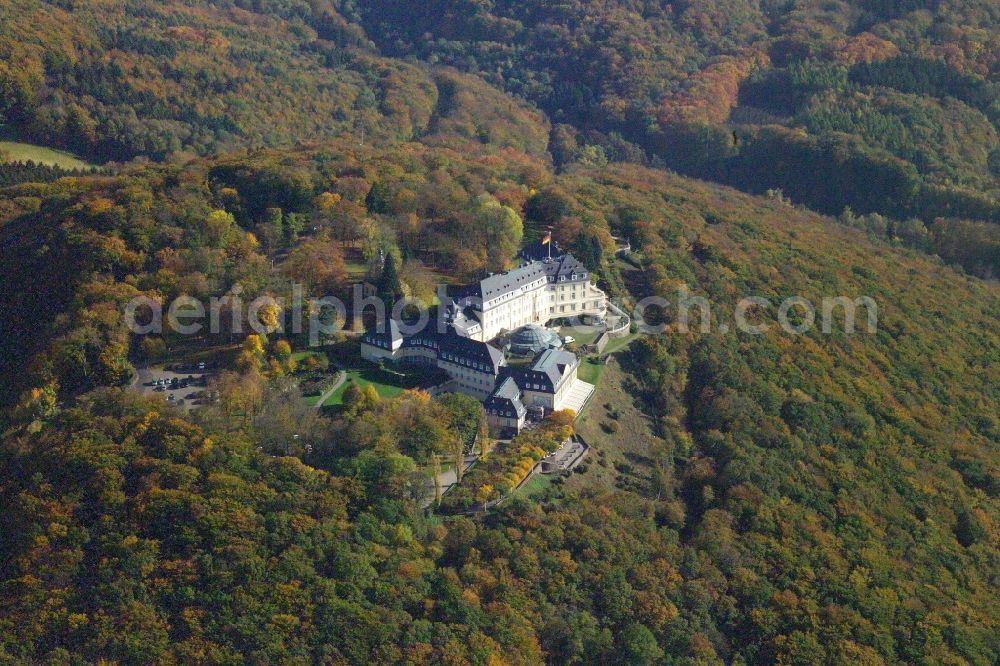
[214,368,266,427]
[283,238,349,296]
[477,411,493,459]
[477,196,524,273]
[237,334,267,372]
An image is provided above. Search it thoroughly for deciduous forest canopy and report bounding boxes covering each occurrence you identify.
[0,1,998,664]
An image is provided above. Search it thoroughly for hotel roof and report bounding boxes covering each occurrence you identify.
[485,377,527,417]
[402,325,505,373]
[500,348,578,393]
[476,261,549,301]
[361,319,403,348]
[463,252,591,304]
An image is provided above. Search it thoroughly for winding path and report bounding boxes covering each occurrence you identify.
[312,370,346,410]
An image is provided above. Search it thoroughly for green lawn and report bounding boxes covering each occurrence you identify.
[572,358,659,494]
[291,350,325,363]
[159,340,240,369]
[304,384,338,407]
[320,366,420,408]
[518,472,555,501]
[578,357,606,384]
[345,261,369,279]
[602,333,637,354]
[577,334,636,384]
[558,326,599,346]
[0,139,95,169]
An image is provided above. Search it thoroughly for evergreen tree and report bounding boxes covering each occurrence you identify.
[376,251,403,306]
[365,180,391,214]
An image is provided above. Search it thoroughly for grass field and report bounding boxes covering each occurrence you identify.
[578,357,606,384]
[576,331,637,385]
[345,261,369,279]
[291,350,325,363]
[159,340,240,369]
[518,472,555,501]
[319,365,425,408]
[558,326,600,346]
[571,356,661,495]
[303,376,342,406]
[602,333,636,354]
[0,139,95,170]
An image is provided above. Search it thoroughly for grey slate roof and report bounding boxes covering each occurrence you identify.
[461,253,591,305]
[361,319,402,349]
[531,348,578,386]
[445,304,482,336]
[546,254,588,280]
[402,325,505,374]
[500,348,578,393]
[475,261,550,301]
[485,377,527,417]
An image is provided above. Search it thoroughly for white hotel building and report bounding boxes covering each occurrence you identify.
[446,243,608,341]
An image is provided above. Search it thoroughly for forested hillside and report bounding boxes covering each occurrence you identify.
[0,0,548,161]
[1,139,998,663]
[4,0,999,275]
[1,1,999,664]
[358,0,1000,275]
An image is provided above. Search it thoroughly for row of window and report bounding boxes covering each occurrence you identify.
[484,277,546,309]
[440,351,491,371]
[365,337,397,349]
[456,380,489,394]
[452,373,491,387]
[483,273,591,310]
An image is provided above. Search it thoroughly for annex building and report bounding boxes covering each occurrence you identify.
[359,320,505,400]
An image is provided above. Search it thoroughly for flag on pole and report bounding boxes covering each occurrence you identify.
[542,231,552,245]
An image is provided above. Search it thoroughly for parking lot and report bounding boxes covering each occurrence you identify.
[134,362,217,410]
[540,437,588,473]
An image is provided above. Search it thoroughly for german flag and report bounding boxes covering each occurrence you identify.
[542,231,552,245]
